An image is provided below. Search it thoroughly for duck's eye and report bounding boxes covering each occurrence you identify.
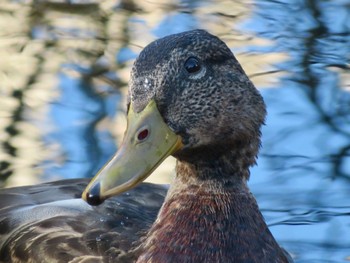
[137,128,149,141]
[184,57,201,73]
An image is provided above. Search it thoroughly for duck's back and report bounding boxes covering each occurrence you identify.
[0,179,165,263]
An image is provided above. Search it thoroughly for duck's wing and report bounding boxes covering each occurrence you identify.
[0,179,166,263]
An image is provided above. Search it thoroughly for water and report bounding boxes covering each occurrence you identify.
[1,0,350,262]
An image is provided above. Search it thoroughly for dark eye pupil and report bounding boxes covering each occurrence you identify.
[137,129,149,141]
[185,57,201,73]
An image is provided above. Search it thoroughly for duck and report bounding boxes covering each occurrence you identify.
[0,29,293,263]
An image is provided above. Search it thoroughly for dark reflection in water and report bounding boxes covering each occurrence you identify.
[246,0,350,178]
[0,0,350,262]
[45,71,119,179]
[244,1,350,261]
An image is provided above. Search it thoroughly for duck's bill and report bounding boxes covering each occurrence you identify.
[82,100,183,206]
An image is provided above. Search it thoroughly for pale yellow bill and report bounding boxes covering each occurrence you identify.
[82,100,183,205]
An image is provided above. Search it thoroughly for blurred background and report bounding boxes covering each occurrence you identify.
[0,0,349,262]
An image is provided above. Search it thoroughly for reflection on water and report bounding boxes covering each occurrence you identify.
[45,71,120,180]
[0,0,350,262]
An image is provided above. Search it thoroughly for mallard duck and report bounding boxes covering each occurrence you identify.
[0,30,293,263]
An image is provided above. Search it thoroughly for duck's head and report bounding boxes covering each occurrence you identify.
[82,30,266,206]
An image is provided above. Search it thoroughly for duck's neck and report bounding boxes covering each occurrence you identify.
[138,160,289,263]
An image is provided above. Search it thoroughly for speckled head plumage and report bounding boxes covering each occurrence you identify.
[129,29,266,177]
